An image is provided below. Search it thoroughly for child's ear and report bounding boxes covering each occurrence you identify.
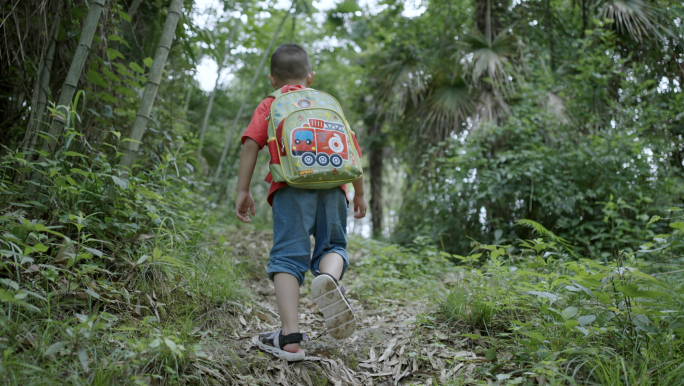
[268,74,278,89]
[306,71,315,87]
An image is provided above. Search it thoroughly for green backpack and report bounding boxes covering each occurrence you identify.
[266,88,363,189]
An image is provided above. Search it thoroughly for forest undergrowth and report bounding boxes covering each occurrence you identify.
[2,0,684,383]
[2,134,683,384]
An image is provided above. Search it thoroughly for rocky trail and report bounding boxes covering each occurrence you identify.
[193,230,487,386]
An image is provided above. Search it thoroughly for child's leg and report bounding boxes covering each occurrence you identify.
[263,187,318,355]
[273,272,301,353]
[318,252,345,280]
[310,187,350,278]
[309,188,356,339]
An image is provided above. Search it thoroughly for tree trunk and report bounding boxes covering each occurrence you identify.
[119,0,184,170]
[213,2,296,182]
[23,0,63,159]
[546,0,554,70]
[367,118,384,238]
[581,0,587,37]
[198,22,241,158]
[42,0,105,151]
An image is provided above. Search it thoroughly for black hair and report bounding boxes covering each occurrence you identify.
[270,44,312,81]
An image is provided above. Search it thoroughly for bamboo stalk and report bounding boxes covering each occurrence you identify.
[198,20,241,158]
[118,0,184,170]
[128,0,143,16]
[197,72,221,158]
[184,80,193,113]
[213,2,296,181]
[23,0,64,159]
[42,0,106,152]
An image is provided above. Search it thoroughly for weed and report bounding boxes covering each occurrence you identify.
[434,210,684,384]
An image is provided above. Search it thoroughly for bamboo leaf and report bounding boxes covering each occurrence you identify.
[119,10,131,22]
[114,85,135,96]
[129,62,145,73]
[98,91,118,103]
[87,70,109,88]
[63,151,87,157]
[143,57,154,67]
[102,67,122,83]
[107,48,124,60]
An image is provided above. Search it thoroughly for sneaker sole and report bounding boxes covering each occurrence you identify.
[256,340,305,361]
[311,275,356,340]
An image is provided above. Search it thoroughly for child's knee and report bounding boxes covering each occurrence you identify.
[267,260,307,285]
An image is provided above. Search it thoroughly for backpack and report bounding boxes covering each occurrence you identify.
[265,88,363,189]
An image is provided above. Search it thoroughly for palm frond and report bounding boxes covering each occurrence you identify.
[472,89,510,127]
[462,29,517,96]
[366,44,429,123]
[601,0,669,42]
[415,75,474,139]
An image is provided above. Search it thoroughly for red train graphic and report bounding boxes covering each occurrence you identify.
[290,119,348,167]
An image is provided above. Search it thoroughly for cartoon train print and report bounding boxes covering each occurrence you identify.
[290,118,348,168]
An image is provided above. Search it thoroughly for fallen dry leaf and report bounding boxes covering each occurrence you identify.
[378,338,397,362]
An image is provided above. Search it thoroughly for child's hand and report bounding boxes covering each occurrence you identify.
[353,193,367,219]
[235,191,256,223]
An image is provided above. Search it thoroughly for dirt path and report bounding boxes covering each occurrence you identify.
[197,230,485,385]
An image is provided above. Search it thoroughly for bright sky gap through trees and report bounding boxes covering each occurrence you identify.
[193,0,427,90]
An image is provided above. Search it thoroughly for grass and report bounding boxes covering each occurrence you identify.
[0,140,253,384]
[438,283,496,331]
[348,235,453,305]
[432,218,684,385]
[0,221,249,385]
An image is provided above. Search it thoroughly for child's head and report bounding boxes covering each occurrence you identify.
[268,44,314,89]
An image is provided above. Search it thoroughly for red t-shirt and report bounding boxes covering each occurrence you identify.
[241,85,361,206]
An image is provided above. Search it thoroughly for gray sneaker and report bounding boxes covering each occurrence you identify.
[310,271,356,340]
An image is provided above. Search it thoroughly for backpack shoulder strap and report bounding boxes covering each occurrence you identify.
[268,87,315,99]
[268,89,283,99]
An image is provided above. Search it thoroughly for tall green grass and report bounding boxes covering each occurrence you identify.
[434,215,684,384]
[0,127,247,383]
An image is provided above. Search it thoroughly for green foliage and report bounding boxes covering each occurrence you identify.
[2,0,683,383]
[0,113,245,382]
[349,236,453,304]
[394,28,684,256]
[434,208,684,384]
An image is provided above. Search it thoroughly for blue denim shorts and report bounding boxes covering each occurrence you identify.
[268,186,349,285]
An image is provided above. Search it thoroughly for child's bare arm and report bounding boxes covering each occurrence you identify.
[235,138,260,223]
[352,176,367,219]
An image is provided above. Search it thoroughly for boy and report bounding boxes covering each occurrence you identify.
[235,43,367,361]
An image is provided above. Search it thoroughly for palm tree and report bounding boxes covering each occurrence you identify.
[363,47,425,237]
[601,0,668,42]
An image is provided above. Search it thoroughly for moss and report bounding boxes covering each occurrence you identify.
[306,365,328,386]
[346,353,358,370]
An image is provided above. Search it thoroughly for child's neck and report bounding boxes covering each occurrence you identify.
[274,79,308,89]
